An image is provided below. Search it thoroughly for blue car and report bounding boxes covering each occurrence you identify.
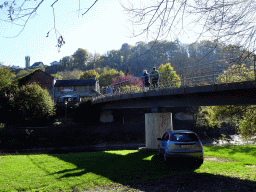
[157,130,204,166]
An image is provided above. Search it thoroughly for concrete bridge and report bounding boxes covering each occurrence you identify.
[92,81,256,149]
[93,81,256,111]
[91,63,256,149]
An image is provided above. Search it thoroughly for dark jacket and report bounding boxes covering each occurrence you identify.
[143,73,150,87]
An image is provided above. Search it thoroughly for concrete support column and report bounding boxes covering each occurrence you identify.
[145,113,173,149]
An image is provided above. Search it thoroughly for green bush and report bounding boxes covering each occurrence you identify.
[13,83,55,126]
[121,85,142,93]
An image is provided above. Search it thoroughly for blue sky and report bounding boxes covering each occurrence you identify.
[0,0,195,68]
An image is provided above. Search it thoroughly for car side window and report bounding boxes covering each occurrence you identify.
[164,133,169,141]
[161,133,166,140]
[162,132,169,141]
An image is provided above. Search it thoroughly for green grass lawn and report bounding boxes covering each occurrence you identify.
[0,145,255,191]
[199,145,256,180]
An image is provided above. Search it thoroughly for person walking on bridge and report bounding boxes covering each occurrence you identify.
[150,67,159,88]
[142,70,150,91]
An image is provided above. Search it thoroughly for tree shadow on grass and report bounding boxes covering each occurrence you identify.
[27,150,256,191]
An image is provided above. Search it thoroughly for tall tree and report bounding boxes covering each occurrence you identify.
[72,48,89,68]
[216,63,254,84]
[98,69,124,87]
[120,43,132,67]
[0,65,16,89]
[158,63,181,88]
[87,52,101,70]
[80,70,100,79]
[198,63,256,139]
[60,56,73,68]
[0,65,16,125]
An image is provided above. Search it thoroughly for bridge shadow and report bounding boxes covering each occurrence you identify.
[47,151,184,180]
[27,150,256,191]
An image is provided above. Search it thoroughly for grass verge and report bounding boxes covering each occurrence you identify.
[0,145,255,191]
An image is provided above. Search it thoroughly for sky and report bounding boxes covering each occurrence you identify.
[0,0,196,68]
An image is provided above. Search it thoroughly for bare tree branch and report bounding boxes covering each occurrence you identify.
[121,0,256,59]
[0,0,100,51]
[2,0,45,38]
[82,0,98,16]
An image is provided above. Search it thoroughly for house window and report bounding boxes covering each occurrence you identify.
[90,86,93,91]
[58,87,61,91]
[62,86,73,91]
[58,97,61,102]
[74,86,77,91]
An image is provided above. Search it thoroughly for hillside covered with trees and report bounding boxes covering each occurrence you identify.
[4,39,256,139]
[13,39,254,83]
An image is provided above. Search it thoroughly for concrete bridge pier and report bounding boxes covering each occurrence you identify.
[145,112,173,149]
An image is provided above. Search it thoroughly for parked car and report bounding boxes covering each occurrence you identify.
[157,130,204,166]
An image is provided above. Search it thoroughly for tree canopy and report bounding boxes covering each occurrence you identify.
[158,63,181,88]
[197,63,256,139]
[0,65,17,125]
[52,69,84,80]
[0,66,55,126]
[13,83,55,126]
[72,48,89,68]
[80,70,100,80]
[0,65,16,90]
[98,69,124,87]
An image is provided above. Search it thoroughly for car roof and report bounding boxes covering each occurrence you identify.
[166,130,195,134]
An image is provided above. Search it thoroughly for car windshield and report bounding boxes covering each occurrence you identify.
[172,133,198,142]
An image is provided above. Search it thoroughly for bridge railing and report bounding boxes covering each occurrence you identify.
[93,62,256,100]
